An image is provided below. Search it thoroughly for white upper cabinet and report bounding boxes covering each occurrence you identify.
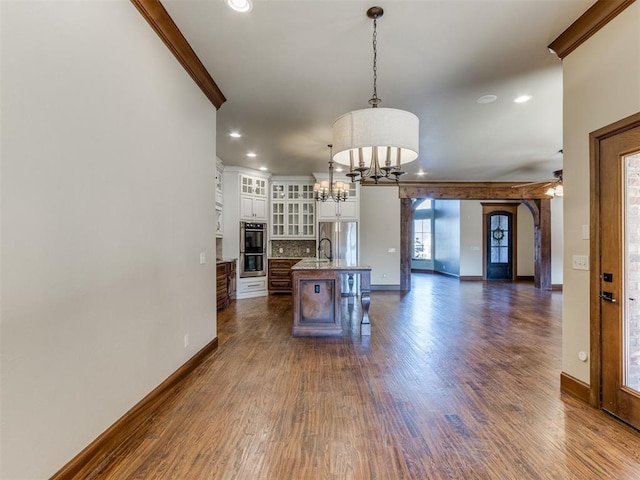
[270,178,315,238]
[314,178,359,221]
[240,174,268,221]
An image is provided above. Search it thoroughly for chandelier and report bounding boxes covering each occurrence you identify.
[314,145,349,202]
[331,6,419,184]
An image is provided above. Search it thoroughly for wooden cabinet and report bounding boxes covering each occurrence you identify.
[268,258,300,294]
[314,178,359,221]
[270,180,315,238]
[317,198,358,221]
[216,260,236,310]
[240,195,267,221]
[240,174,268,221]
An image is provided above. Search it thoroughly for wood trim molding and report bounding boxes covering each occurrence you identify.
[399,182,550,200]
[460,276,483,281]
[548,0,636,59]
[551,284,563,291]
[400,198,413,291]
[560,372,591,404]
[131,0,226,109]
[51,337,219,480]
[589,112,640,409]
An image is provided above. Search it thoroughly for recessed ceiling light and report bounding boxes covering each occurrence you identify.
[335,167,343,172]
[477,95,497,104]
[247,152,257,158]
[229,132,242,138]
[259,166,267,171]
[225,0,252,13]
[417,171,426,176]
[514,95,532,104]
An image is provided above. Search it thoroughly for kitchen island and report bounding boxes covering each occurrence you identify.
[291,259,371,337]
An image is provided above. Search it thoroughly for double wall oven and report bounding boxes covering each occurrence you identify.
[240,221,267,277]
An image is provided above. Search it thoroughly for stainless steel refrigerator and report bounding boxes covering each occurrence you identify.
[318,221,358,294]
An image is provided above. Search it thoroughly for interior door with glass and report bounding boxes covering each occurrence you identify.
[600,124,640,427]
[486,211,513,280]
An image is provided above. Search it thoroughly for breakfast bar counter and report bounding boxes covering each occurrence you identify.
[291,259,371,336]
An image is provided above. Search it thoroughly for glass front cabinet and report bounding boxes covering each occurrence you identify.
[270,180,315,239]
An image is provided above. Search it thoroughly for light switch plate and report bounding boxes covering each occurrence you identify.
[582,224,590,240]
[572,254,589,270]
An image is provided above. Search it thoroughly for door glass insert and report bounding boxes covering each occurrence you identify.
[490,214,509,264]
[624,152,640,392]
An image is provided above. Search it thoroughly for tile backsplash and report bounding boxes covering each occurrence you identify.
[271,240,316,258]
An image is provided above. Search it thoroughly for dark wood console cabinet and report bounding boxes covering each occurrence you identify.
[216,260,236,310]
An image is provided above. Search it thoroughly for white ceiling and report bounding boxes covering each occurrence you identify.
[162,0,593,182]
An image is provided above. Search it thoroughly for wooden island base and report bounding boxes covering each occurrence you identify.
[291,259,372,337]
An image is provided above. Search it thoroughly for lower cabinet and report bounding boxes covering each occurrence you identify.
[216,260,237,310]
[268,258,300,294]
[237,276,268,299]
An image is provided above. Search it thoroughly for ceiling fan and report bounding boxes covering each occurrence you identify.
[512,169,563,197]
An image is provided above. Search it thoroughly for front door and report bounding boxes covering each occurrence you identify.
[599,122,640,426]
[486,211,513,280]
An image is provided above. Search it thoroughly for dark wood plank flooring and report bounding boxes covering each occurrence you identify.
[83,274,640,479]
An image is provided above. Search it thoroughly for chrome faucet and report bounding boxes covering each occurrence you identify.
[318,237,333,261]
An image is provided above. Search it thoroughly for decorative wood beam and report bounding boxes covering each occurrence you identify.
[522,198,552,291]
[400,198,413,292]
[399,182,551,200]
[548,0,636,59]
[131,0,226,109]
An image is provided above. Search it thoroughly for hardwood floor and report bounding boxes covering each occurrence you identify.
[82,274,640,479]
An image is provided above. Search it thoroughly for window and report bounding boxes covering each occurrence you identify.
[413,199,432,260]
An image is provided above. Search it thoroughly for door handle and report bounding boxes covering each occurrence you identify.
[600,291,617,303]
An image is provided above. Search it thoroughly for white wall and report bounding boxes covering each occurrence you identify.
[460,201,483,276]
[0,2,218,478]
[459,201,537,278]
[563,3,640,383]
[360,186,401,286]
[517,204,535,276]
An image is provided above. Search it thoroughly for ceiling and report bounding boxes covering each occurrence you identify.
[162,0,593,182]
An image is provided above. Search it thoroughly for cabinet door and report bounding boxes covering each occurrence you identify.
[240,196,254,220]
[254,178,267,197]
[317,200,338,220]
[287,184,300,200]
[339,200,358,220]
[271,202,285,237]
[240,175,254,195]
[301,184,315,200]
[287,203,300,237]
[300,202,315,237]
[253,197,267,220]
[272,183,286,201]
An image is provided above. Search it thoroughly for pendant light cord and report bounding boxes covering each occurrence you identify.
[369,17,381,107]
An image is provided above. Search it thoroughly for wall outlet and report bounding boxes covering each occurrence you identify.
[184,333,189,348]
[279,247,283,253]
[388,247,396,253]
[199,252,206,265]
[306,248,310,253]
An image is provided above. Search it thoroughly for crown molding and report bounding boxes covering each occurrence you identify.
[131,0,226,109]
[548,0,636,59]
